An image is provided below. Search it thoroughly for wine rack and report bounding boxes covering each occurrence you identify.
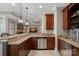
[71,13,79,29]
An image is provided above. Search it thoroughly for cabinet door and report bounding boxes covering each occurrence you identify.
[58,39,61,51]
[72,46,79,56]
[7,45,19,56]
[63,8,68,30]
[47,37,55,49]
[45,14,54,30]
[31,37,37,49]
[63,7,71,30]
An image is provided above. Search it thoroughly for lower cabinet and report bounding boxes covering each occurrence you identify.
[58,39,79,56]
[58,39,62,52]
[58,39,63,55]
[7,37,55,56]
[47,37,55,49]
[31,37,55,50]
[72,46,79,56]
[58,39,72,56]
[31,37,37,49]
[7,38,32,56]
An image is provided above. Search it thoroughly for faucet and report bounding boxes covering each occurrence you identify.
[1,33,10,37]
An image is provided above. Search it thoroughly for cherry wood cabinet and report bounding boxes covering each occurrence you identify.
[72,46,79,56]
[47,37,55,49]
[63,7,70,30]
[58,39,79,56]
[7,38,32,56]
[7,37,55,56]
[58,39,62,52]
[63,3,79,30]
[58,39,72,55]
[31,37,37,49]
[58,39,64,55]
[45,14,54,30]
[31,37,55,50]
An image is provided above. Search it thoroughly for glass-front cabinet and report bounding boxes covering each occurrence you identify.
[0,16,6,34]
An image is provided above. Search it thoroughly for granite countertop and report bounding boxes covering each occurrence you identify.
[58,36,79,48]
[0,33,27,40]
[0,33,54,45]
[0,33,27,43]
[1,33,79,49]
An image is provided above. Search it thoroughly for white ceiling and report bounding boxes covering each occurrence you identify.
[0,3,68,21]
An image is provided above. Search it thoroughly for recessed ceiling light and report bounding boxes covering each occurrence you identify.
[12,3,15,6]
[39,5,43,8]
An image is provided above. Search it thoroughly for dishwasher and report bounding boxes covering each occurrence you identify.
[37,38,47,49]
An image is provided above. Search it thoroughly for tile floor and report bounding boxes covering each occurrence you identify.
[60,50,72,56]
[28,50,60,56]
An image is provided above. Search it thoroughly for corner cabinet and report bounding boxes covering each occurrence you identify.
[45,14,54,30]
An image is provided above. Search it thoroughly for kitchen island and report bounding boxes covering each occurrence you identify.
[0,33,55,56]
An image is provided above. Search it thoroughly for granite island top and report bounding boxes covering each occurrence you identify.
[0,33,55,45]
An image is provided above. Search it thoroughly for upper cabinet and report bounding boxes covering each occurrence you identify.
[63,4,71,30]
[63,3,79,30]
[45,14,54,30]
[63,7,70,30]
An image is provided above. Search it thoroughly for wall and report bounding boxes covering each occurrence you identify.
[41,13,46,33]
[56,7,65,35]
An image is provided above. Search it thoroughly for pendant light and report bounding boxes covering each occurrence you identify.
[25,7,29,25]
[19,3,23,23]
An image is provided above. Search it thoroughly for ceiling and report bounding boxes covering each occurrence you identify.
[0,3,68,21]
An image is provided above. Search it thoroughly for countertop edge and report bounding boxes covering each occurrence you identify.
[7,34,55,45]
[58,36,79,48]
